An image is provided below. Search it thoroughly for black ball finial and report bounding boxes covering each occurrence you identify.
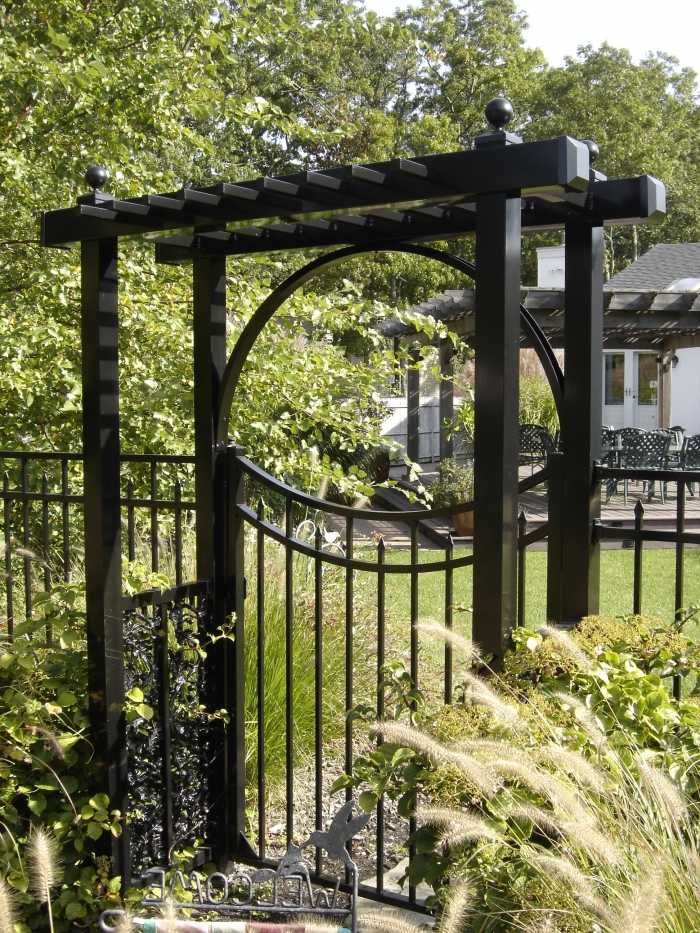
[581,139,599,165]
[85,165,109,191]
[485,98,514,131]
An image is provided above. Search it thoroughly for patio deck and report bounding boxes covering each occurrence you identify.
[328,466,700,551]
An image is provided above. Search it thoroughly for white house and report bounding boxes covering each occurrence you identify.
[537,244,700,435]
[379,242,700,465]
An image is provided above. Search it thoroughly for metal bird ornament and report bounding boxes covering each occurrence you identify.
[303,800,371,869]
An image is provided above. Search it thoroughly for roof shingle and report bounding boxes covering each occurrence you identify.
[608,243,700,290]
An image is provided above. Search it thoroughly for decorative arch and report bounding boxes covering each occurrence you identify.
[216,242,564,444]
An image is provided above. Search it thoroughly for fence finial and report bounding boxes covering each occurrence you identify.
[485,97,513,130]
[85,165,109,191]
[581,139,600,164]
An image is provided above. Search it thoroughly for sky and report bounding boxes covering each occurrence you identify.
[362,0,700,76]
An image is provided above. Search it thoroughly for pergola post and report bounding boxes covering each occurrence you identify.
[472,191,521,664]
[659,348,675,428]
[193,257,227,580]
[406,350,421,470]
[192,257,232,858]
[80,238,130,879]
[560,223,604,622]
[439,338,454,462]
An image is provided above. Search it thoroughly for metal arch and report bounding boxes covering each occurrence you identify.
[216,242,564,444]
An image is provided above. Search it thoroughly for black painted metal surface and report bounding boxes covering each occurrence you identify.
[31,104,671,907]
[472,189,521,665]
[560,223,604,624]
[80,238,130,879]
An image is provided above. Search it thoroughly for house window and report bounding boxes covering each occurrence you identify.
[604,353,624,405]
[637,353,658,405]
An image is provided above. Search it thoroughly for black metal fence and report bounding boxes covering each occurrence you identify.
[0,451,196,637]
[123,580,213,873]
[594,465,700,615]
[6,444,699,908]
[229,449,554,910]
[0,450,212,881]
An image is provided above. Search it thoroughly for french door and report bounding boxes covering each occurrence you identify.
[602,351,659,429]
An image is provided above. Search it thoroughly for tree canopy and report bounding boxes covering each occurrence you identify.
[1,0,699,487]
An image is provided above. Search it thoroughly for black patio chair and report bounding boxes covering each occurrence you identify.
[615,427,646,443]
[663,426,688,470]
[680,434,700,497]
[539,428,559,464]
[610,432,671,505]
[602,427,617,466]
[670,424,686,444]
[519,423,550,473]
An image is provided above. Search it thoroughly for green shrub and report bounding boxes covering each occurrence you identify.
[519,372,560,435]
[0,583,128,931]
[339,617,700,933]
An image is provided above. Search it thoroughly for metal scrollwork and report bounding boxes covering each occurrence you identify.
[124,594,213,873]
[100,801,371,933]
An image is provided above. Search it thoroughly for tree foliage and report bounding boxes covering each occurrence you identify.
[1,0,699,482]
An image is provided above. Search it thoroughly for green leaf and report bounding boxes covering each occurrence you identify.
[66,901,87,920]
[86,821,103,840]
[28,794,47,815]
[89,793,110,810]
[135,703,154,721]
[329,774,353,795]
[358,791,378,812]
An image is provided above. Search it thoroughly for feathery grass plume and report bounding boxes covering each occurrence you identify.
[538,624,592,670]
[352,494,370,510]
[27,826,60,933]
[34,727,67,760]
[415,620,481,661]
[158,898,180,933]
[560,817,623,868]
[459,670,525,731]
[309,445,319,474]
[416,806,503,847]
[356,907,426,933]
[550,693,608,749]
[460,738,532,765]
[531,854,615,926]
[634,754,688,825]
[685,844,700,883]
[113,907,137,933]
[510,803,564,841]
[0,876,18,933]
[438,879,473,933]
[315,475,329,500]
[493,755,585,817]
[521,918,559,933]
[299,919,349,933]
[376,721,495,795]
[539,743,608,793]
[617,858,665,933]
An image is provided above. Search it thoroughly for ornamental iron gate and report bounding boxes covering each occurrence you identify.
[30,99,667,899]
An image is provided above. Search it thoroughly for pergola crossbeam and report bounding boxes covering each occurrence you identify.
[42,136,596,248]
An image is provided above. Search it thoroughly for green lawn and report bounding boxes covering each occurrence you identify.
[360,546,700,626]
[351,546,700,706]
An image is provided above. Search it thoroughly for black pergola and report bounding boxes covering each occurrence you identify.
[41,101,666,881]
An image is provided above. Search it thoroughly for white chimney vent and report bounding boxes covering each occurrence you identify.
[536,245,565,288]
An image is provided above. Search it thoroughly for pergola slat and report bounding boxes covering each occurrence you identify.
[42,135,593,247]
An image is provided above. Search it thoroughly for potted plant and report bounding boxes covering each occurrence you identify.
[430,457,475,537]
